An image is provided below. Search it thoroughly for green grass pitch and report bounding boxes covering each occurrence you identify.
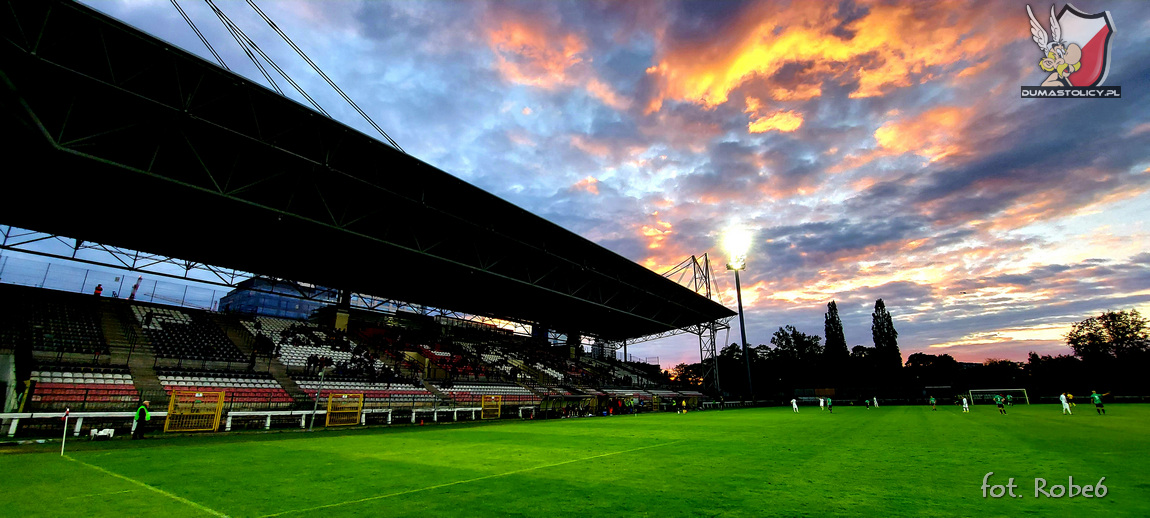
[3,404,1148,517]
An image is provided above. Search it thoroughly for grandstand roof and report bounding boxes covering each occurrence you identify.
[0,0,734,341]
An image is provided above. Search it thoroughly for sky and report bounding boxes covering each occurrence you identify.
[73,0,1150,368]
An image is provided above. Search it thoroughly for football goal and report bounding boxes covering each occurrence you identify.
[968,388,1029,405]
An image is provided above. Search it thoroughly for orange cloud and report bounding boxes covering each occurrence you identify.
[644,1,1017,112]
[771,83,822,101]
[572,176,600,195]
[872,106,974,162]
[488,21,585,89]
[586,78,632,110]
[486,18,630,110]
[570,135,611,157]
[634,211,701,274]
[743,96,804,134]
[830,104,981,174]
[748,110,804,133]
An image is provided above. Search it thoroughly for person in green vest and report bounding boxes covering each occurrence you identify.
[132,400,151,440]
[826,397,833,413]
[1006,394,1014,407]
[864,398,870,409]
[1090,390,1110,415]
[929,396,936,411]
[993,394,1006,415]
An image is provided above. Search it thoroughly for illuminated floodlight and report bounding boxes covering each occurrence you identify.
[722,226,752,270]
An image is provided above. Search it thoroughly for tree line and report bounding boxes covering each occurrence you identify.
[665,301,1150,402]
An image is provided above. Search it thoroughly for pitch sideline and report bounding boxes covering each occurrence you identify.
[64,455,231,517]
[260,440,685,517]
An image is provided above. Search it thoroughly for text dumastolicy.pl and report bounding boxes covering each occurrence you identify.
[981,472,1108,499]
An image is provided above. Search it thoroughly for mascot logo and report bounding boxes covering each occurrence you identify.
[1023,4,1118,97]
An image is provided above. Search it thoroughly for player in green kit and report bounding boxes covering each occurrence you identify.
[1006,394,1013,407]
[1090,390,1110,415]
[826,397,833,413]
[929,396,936,411]
[993,394,1006,415]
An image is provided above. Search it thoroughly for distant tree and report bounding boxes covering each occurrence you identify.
[720,342,743,360]
[1024,352,1083,394]
[823,301,849,364]
[871,299,902,369]
[850,345,874,360]
[1067,309,1149,362]
[670,363,703,387]
[904,353,958,387]
[904,353,956,369]
[770,325,823,363]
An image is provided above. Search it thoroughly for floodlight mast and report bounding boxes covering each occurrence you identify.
[723,226,754,404]
[728,259,754,404]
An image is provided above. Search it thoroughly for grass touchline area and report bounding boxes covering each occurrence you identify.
[261,440,684,517]
[3,405,1148,517]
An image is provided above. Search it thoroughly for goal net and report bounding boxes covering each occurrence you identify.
[481,395,502,420]
[165,391,225,432]
[325,393,364,427]
[968,388,1029,405]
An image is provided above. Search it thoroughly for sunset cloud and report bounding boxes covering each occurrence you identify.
[572,176,600,195]
[644,1,1019,113]
[872,106,975,162]
[748,110,804,133]
[487,20,586,89]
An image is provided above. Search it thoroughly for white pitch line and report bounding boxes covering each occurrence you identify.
[63,455,231,517]
[64,489,136,500]
[261,440,684,517]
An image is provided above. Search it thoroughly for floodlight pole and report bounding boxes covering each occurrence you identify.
[309,368,326,432]
[732,267,754,404]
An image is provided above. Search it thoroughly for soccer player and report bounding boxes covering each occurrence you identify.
[791,398,799,413]
[1060,392,1072,415]
[993,394,1006,415]
[819,397,825,411]
[1006,394,1014,407]
[826,397,833,413]
[929,396,936,411]
[1090,390,1110,415]
[865,398,870,409]
[962,396,969,413]
[873,397,878,409]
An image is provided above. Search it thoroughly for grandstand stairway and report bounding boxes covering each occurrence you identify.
[212,314,307,400]
[100,299,163,394]
[421,380,450,401]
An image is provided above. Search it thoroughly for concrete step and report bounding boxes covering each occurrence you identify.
[210,313,305,399]
[98,299,163,394]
